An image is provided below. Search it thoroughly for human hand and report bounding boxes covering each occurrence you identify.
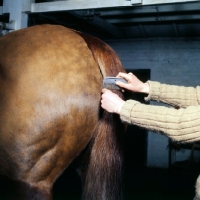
[116,72,149,94]
[101,89,125,114]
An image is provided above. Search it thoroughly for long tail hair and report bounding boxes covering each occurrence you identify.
[82,107,124,200]
[77,32,126,200]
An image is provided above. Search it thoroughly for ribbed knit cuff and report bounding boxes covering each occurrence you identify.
[196,86,200,105]
[120,100,140,123]
[145,81,161,102]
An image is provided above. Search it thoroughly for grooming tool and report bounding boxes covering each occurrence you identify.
[102,77,128,90]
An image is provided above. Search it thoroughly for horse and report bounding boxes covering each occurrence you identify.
[0,24,126,200]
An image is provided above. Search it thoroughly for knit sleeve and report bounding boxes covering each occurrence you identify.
[145,81,200,108]
[120,100,200,143]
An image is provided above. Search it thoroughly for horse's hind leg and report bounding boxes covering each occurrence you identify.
[0,175,52,200]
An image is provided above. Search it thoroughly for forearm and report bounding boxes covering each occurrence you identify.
[120,100,200,143]
[145,81,200,108]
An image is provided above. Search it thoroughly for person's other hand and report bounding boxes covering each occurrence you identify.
[116,72,149,94]
[101,89,125,114]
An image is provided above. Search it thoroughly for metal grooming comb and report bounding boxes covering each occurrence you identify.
[102,77,128,90]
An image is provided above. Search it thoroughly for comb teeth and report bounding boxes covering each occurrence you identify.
[103,83,121,90]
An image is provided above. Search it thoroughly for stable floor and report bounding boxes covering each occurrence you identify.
[0,161,198,200]
[52,161,198,200]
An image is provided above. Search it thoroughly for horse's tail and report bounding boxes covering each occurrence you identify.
[77,32,126,200]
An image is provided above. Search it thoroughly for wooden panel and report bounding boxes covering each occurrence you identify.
[32,0,142,12]
[131,0,142,4]
[143,0,199,5]
[27,0,199,13]
[99,3,200,16]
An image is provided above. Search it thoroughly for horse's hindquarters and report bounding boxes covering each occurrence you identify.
[0,25,102,193]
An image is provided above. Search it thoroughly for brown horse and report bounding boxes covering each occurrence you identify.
[0,24,126,200]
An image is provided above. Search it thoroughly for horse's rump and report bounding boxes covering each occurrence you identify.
[0,24,126,200]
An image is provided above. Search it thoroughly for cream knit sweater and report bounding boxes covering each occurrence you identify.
[120,81,200,143]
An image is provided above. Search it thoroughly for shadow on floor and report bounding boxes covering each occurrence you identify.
[0,162,198,200]
[52,161,198,200]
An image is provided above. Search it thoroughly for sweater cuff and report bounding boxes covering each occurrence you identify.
[145,81,161,102]
[196,86,200,105]
[120,100,140,123]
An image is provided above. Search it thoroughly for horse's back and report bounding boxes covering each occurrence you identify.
[0,25,102,189]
